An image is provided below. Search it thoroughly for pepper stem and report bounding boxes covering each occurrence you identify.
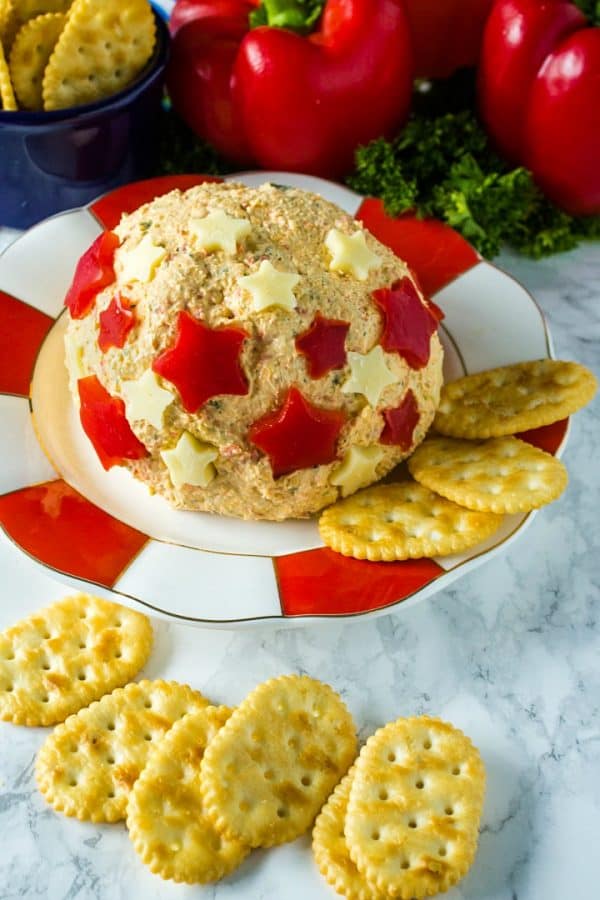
[249,0,325,33]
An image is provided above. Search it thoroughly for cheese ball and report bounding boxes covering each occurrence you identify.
[64,182,443,520]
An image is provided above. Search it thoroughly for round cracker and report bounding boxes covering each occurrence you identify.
[318,481,503,561]
[127,706,249,884]
[200,674,357,848]
[9,12,65,109]
[408,436,568,514]
[345,717,485,900]
[434,359,597,439]
[0,593,153,727]
[35,680,210,822]
[0,38,17,108]
[42,0,155,111]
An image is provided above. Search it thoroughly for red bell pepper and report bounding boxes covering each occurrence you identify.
[402,0,494,78]
[167,0,413,178]
[478,0,600,214]
[65,231,120,320]
[98,295,136,352]
[372,278,440,370]
[78,376,148,471]
[249,386,346,477]
[295,313,349,379]
[152,309,248,413]
[380,389,420,449]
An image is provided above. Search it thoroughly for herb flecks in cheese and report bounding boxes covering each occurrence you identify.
[121,370,174,431]
[161,432,218,489]
[342,345,400,407]
[189,209,252,255]
[325,228,381,281]
[330,445,386,497]
[237,260,300,313]
[119,234,166,285]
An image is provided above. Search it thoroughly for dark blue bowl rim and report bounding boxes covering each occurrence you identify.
[0,10,169,126]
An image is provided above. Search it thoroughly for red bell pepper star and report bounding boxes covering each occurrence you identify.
[98,295,136,352]
[65,231,120,320]
[373,277,440,370]
[380,390,420,449]
[152,310,249,414]
[249,386,346,478]
[295,313,350,379]
[78,375,148,471]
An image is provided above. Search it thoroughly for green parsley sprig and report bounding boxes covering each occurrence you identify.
[348,74,600,259]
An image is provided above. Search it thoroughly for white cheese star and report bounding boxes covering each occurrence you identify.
[237,260,300,313]
[189,208,252,255]
[325,228,381,281]
[342,345,400,407]
[119,234,166,284]
[330,445,386,497]
[121,369,174,430]
[161,431,218,490]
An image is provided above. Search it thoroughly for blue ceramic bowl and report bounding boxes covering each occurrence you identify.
[0,11,169,229]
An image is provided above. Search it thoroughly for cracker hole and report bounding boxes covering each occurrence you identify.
[115,621,122,628]
[379,789,388,801]
[42,631,50,640]
[107,756,115,765]
[371,831,380,841]
[452,766,460,776]
[107,722,116,731]
[408,819,417,829]
[42,663,50,671]
[78,642,86,650]
[439,847,447,857]
[277,807,288,818]
[107,790,115,799]
[423,739,432,750]
[115,652,122,659]
[4,653,15,661]
[445,806,454,816]
[70,745,78,754]
[144,734,152,742]
[239,801,250,813]
[69,778,77,787]
[301,775,312,787]
[41,695,49,703]
[415,779,424,789]
[5,684,13,692]
[401,861,410,870]
[264,770,274,781]
[77,673,86,681]
[387,752,396,762]
[144,700,152,709]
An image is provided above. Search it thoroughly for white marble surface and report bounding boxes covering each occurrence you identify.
[0,230,599,900]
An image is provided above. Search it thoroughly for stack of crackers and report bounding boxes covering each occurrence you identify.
[1,593,488,897]
[0,0,155,112]
[320,360,596,562]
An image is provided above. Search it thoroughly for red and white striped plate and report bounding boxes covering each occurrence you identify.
[0,172,568,627]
